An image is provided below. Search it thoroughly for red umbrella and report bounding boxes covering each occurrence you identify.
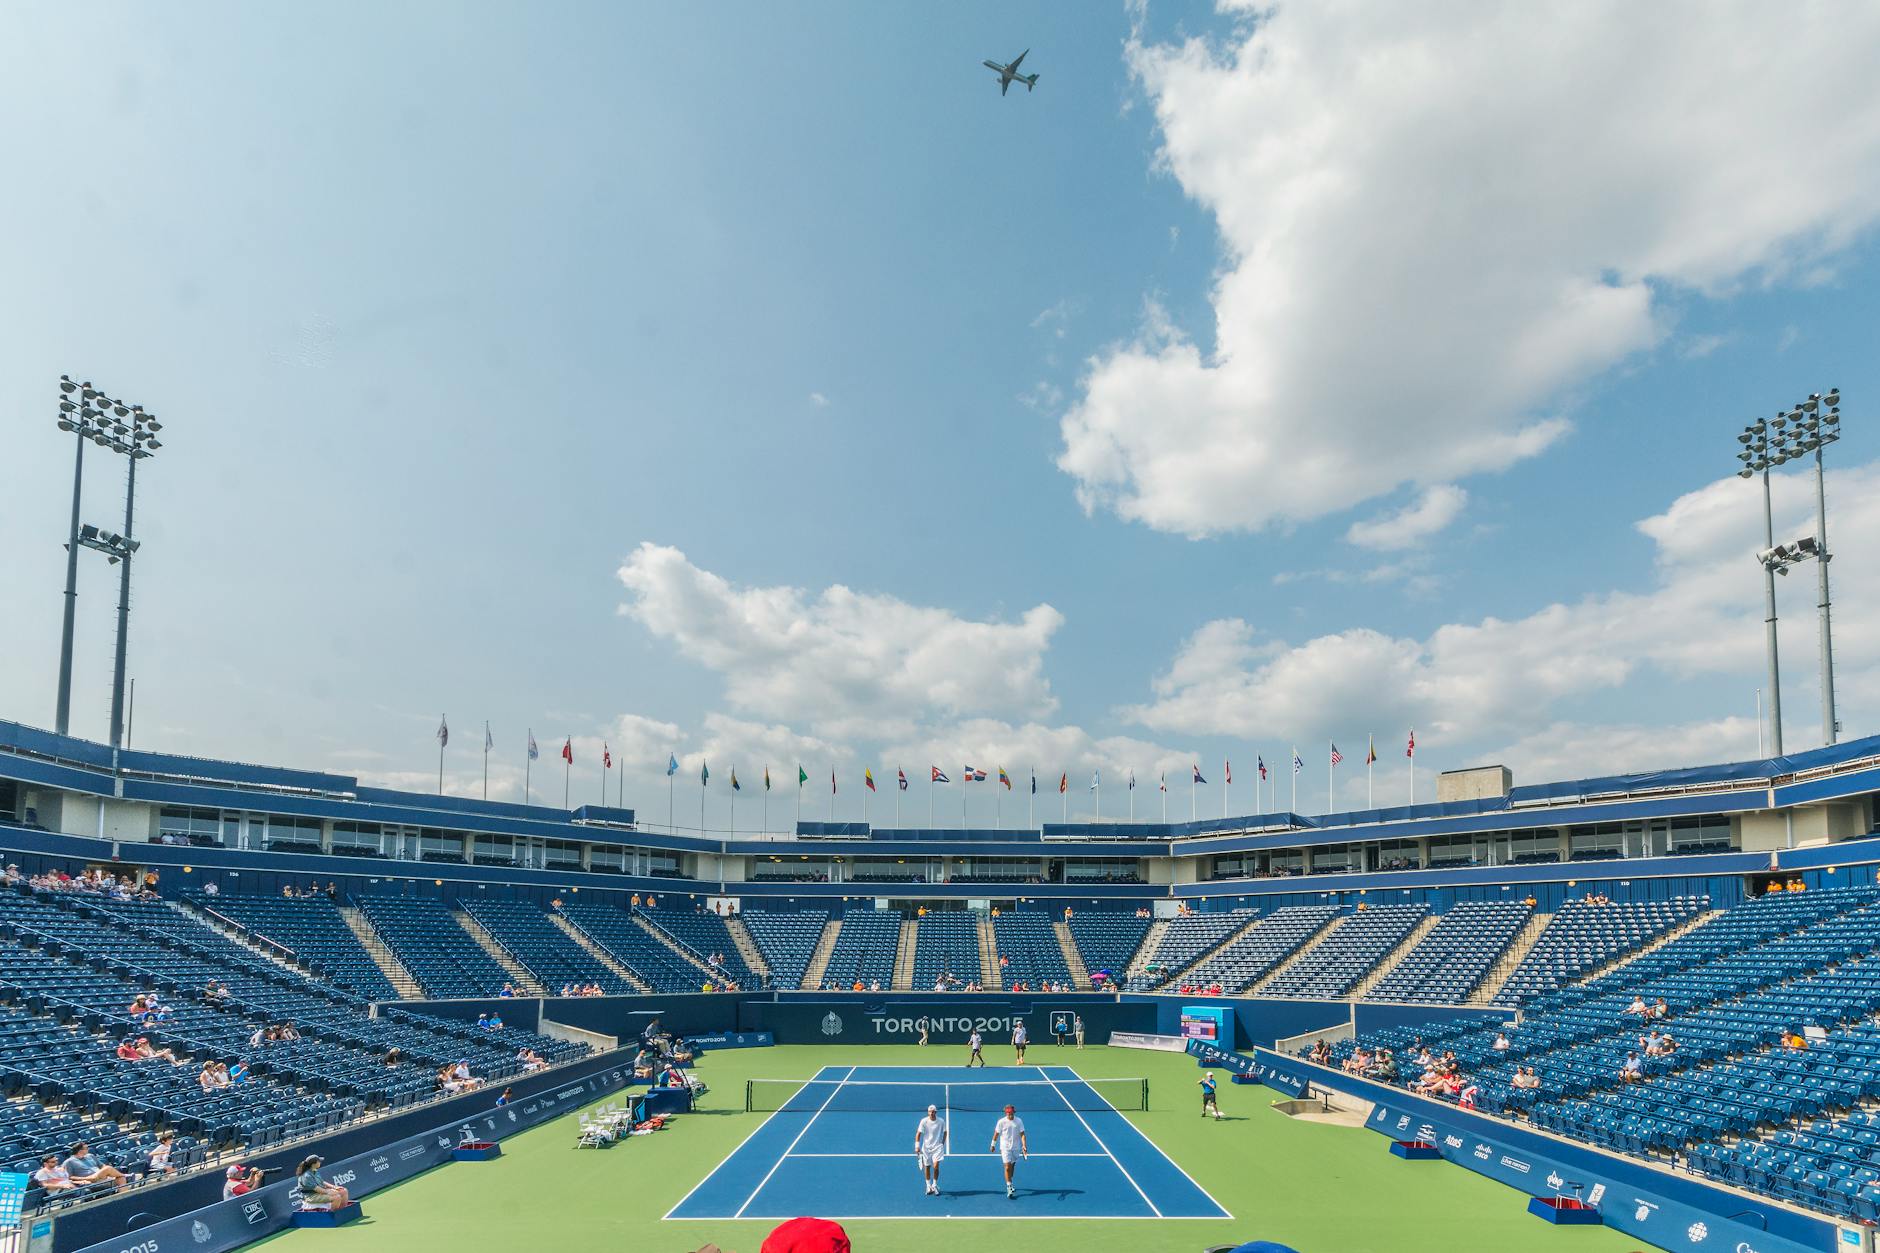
[760,1216,850,1253]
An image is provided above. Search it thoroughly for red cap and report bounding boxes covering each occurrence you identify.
[1004,1103,1016,1115]
[760,1216,850,1253]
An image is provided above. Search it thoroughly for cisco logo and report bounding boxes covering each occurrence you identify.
[369,1156,391,1173]
[821,1012,844,1037]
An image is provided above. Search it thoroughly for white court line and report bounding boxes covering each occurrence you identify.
[733,1064,855,1219]
[1035,1066,1162,1218]
[1045,1064,1233,1220]
[787,1152,1111,1158]
[664,1064,839,1221]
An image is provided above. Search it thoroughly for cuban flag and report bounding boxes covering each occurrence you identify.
[1192,763,1206,785]
[898,768,909,791]
[932,766,950,784]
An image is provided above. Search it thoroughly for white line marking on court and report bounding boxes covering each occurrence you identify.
[664,1063,840,1220]
[785,1152,1111,1158]
[1037,1066,1161,1219]
[733,1064,855,1219]
[1046,1064,1233,1219]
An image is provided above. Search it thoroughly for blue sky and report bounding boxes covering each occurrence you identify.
[2,2,1877,830]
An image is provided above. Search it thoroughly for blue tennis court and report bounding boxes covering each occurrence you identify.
[667,1065,1230,1221]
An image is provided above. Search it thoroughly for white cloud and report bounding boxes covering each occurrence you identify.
[1130,460,1880,770]
[808,392,829,407]
[1059,3,1880,537]
[616,544,1064,736]
[1346,485,1468,551]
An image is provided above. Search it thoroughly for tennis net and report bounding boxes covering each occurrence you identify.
[744,1076,1149,1113]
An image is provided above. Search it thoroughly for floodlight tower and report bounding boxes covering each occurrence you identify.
[1779,391,1842,745]
[1735,415,1785,755]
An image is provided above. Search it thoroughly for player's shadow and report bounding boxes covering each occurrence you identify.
[943,1188,1086,1202]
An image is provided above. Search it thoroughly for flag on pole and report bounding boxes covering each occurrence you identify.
[561,738,573,764]
[603,743,612,769]
[932,766,950,783]
[1128,770,1136,791]
[865,768,876,792]
[1159,773,1167,792]
[436,717,449,748]
[1407,730,1416,758]
[964,766,986,781]
[798,765,808,786]
[1330,743,1344,766]
[1225,760,1232,784]
[1366,736,1377,765]
[730,767,740,791]
[1030,769,1037,794]
[528,731,539,761]
[831,768,837,794]
[701,762,710,785]
[1292,752,1303,774]
[998,767,1012,790]
[484,724,494,752]
[1090,770,1100,790]
[1057,772,1067,794]
[666,752,677,775]
[897,768,909,791]
[1258,756,1267,780]
[764,766,772,791]
[1192,764,1207,785]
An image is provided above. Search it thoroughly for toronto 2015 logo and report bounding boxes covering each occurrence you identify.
[821,1012,843,1036]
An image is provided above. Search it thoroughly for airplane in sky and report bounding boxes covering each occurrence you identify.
[983,49,1039,96]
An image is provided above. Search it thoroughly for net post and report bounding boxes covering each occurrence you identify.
[744,1078,754,1113]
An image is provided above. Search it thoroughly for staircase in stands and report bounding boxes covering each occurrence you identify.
[725,916,769,983]
[1346,914,1443,1001]
[175,899,316,981]
[454,909,547,994]
[892,917,918,990]
[801,918,841,990]
[1472,912,1553,1003]
[977,914,1002,990]
[634,914,718,983]
[337,904,424,999]
[1154,913,1267,991]
[1125,918,1171,986]
[548,913,650,993]
[1052,921,1091,989]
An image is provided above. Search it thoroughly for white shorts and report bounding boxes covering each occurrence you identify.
[1000,1148,1022,1165]
[918,1148,945,1168]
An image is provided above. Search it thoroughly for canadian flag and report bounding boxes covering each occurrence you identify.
[561,738,573,764]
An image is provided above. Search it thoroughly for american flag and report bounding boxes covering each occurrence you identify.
[1330,743,1344,766]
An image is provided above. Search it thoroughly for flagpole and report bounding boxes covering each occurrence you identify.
[764,770,769,835]
[699,769,705,835]
[1191,771,1197,822]
[668,762,674,834]
[1290,746,1297,814]
[1160,777,1166,824]
[1094,775,1100,822]
[1409,730,1416,806]
[1222,764,1226,822]
[961,773,967,829]
[1027,771,1033,829]
[1129,778,1134,822]
[929,776,934,829]
[1328,740,1334,814]
[524,750,531,806]
[482,722,489,800]
[830,767,835,822]
[797,770,803,829]
[897,773,903,827]
[438,717,446,795]
[995,782,1001,829]
[864,773,869,824]
[563,754,570,809]
[729,770,735,838]
[1367,739,1374,809]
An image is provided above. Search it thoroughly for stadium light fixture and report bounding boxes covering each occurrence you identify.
[1738,413,1786,754]
[50,374,162,749]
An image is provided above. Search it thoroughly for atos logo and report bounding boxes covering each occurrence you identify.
[1443,1135,1463,1149]
[821,1012,844,1037]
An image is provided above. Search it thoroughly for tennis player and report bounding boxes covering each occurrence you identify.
[990,1103,1027,1198]
[914,1103,947,1195]
[967,1028,985,1067]
[1012,1020,1029,1064]
[1073,1014,1085,1050]
[1199,1071,1222,1120]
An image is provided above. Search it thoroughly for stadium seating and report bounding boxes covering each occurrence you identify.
[1366,900,1532,1003]
[1173,906,1339,994]
[991,912,1071,988]
[1261,903,1429,999]
[1063,912,1151,988]
[640,909,759,988]
[458,899,633,994]
[557,903,707,992]
[1496,896,1709,1004]
[912,911,980,989]
[1128,909,1256,991]
[356,896,512,999]
[189,893,398,1000]
[739,909,828,990]
[820,909,900,990]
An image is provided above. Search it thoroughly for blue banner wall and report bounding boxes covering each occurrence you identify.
[746,997,1153,1045]
[1259,1050,1839,1253]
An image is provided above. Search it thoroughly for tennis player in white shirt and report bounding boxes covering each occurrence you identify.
[914,1103,948,1195]
[990,1103,1027,1198]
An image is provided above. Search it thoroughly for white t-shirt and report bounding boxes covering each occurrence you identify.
[1013,1024,1028,1044]
[916,1115,947,1154]
[969,1031,982,1050]
[992,1115,1025,1157]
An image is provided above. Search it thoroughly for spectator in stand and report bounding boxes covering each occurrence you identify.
[1511,1066,1540,1090]
[1626,995,1649,1016]
[146,1131,176,1177]
[1620,1052,1644,1082]
[488,1011,504,1029]
[228,1060,250,1083]
[133,1036,178,1064]
[63,1143,130,1191]
[1492,1032,1510,1051]
[1652,997,1670,1019]
[32,1155,75,1194]
[1309,1039,1332,1066]
[499,982,516,998]
[224,1164,266,1200]
[115,1037,141,1061]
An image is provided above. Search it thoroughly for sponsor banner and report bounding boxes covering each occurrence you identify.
[684,1030,774,1050]
[1185,1038,1257,1078]
[749,999,1153,1045]
[66,1065,637,1253]
[1109,1031,1188,1052]
[1364,1100,1822,1253]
